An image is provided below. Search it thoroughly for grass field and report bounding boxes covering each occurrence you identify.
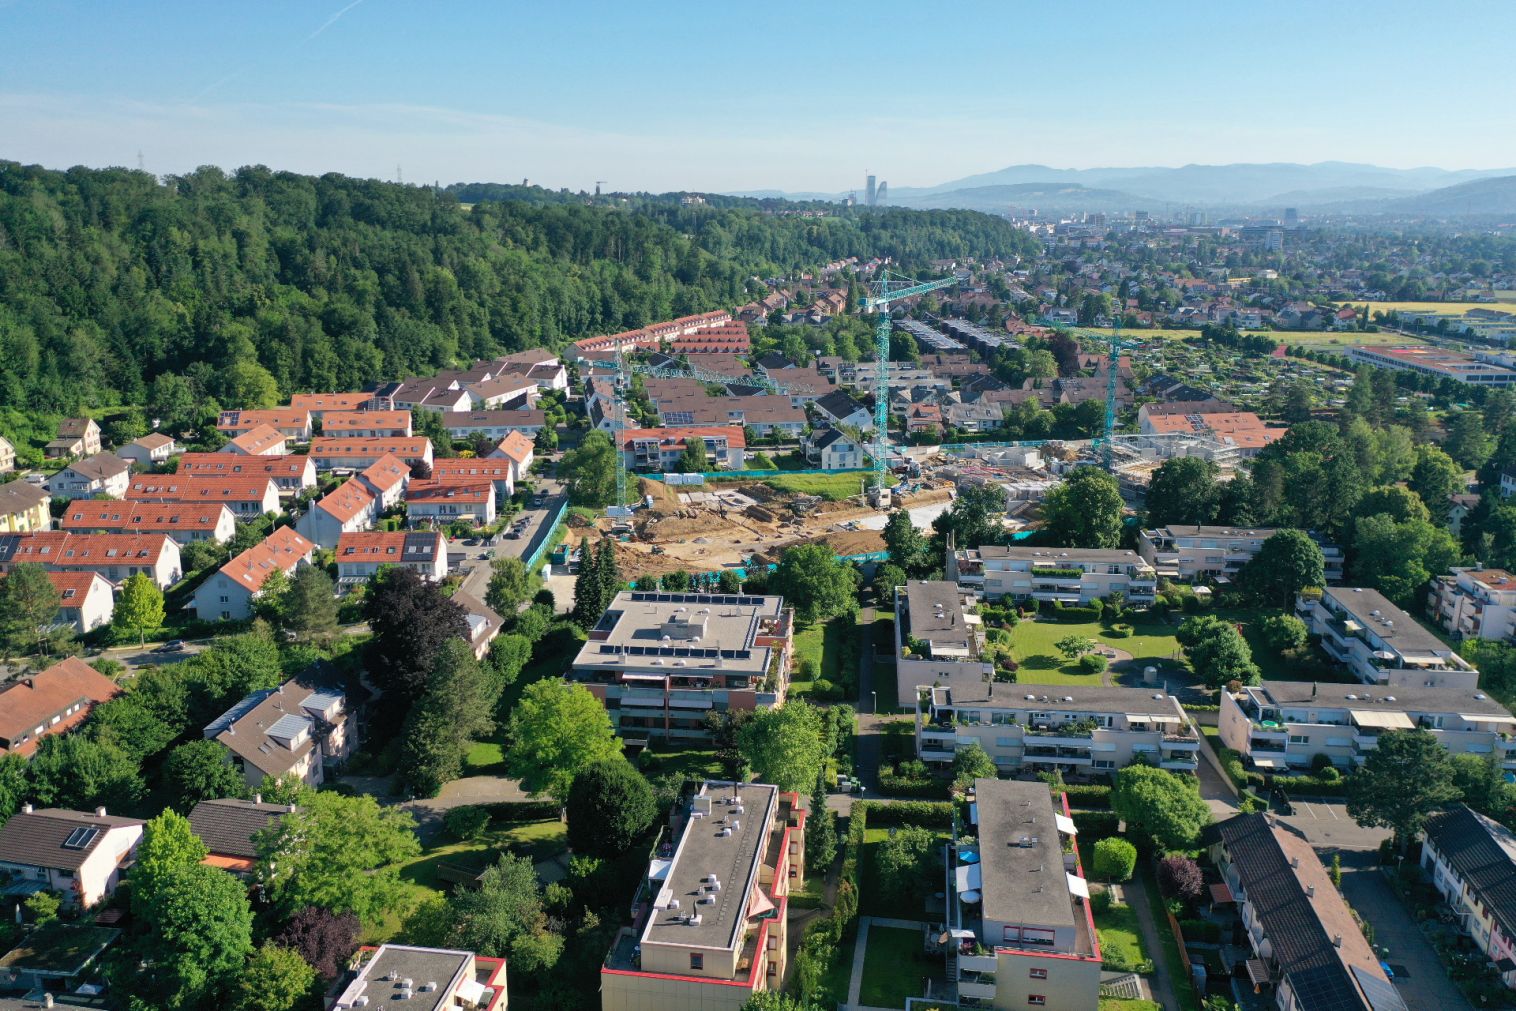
[1094,898,1152,973]
[1087,327,1201,342]
[858,925,931,1007]
[763,471,894,500]
[1012,617,1186,686]
[1100,1000,1161,1011]
[463,738,507,775]
[637,746,724,782]
[790,615,851,696]
[1361,299,1516,316]
[1285,330,1429,346]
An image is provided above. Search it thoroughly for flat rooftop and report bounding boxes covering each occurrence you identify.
[1145,524,1278,539]
[1320,587,1456,657]
[573,591,783,678]
[333,945,471,1011]
[977,545,1148,565]
[928,674,1185,718]
[902,580,975,650]
[643,782,778,951]
[1254,681,1513,719]
[1353,345,1516,377]
[973,779,1075,932]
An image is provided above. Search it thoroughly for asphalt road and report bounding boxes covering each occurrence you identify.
[453,479,565,602]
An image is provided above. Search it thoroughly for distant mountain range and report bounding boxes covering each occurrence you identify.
[731,162,1516,217]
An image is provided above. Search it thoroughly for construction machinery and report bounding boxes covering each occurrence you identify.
[859,269,959,506]
[1033,314,1135,470]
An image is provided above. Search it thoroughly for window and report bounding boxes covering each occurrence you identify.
[1029,968,1048,980]
[1288,735,1309,745]
[689,953,703,971]
[1028,997,1046,1006]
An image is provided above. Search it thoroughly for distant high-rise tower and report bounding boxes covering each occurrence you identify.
[866,174,877,207]
[1284,207,1299,228]
[876,181,888,205]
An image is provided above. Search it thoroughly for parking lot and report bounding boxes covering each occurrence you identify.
[1275,799,1389,852]
[454,480,565,601]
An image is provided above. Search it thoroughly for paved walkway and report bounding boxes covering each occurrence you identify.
[846,916,932,1011]
[1338,857,1474,1011]
[1124,869,1183,1011]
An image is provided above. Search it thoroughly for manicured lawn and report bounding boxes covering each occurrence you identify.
[397,819,567,892]
[1358,299,1516,315]
[1086,326,1202,342]
[463,738,506,774]
[858,925,930,1007]
[1012,617,1185,685]
[637,746,724,782]
[1100,1000,1161,1011]
[763,471,893,501]
[791,615,853,697]
[1287,329,1430,346]
[1094,898,1152,972]
[819,923,857,1005]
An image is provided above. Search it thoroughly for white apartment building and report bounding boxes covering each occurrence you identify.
[1137,524,1344,584]
[1421,805,1516,993]
[913,678,1199,775]
[1219,680,1516,774]
[333,944,507,1011]
[1298,586,1479,688]
[948,779,1103,1010]
[893,581,995,701]
[948,545,1157,605]
[1428,566,1516,642]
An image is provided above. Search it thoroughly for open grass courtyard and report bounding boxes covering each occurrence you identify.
[1012,616,1186,686]
[858,924,933,1007]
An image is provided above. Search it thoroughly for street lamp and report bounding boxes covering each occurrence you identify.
[872,690,878,714]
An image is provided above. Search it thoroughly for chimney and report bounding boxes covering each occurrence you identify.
[1290,856,1300,869]
[23,678,34,689]
[1306,885,1315,897]
[1333,933,1343,948]
[21,803,33,815]
[95,806,107,817]
[253,794,262,805]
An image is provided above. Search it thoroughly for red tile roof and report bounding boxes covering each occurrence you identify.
[320,410,413,434]
[3,531,173,568]
[61,500,231,534]
[225,424,288,455]
[127,475,280,503]
[0,657,122,757]
[314,479,376,524]
[493,432,534,467]
[360,454,410,492]
[288,392,371,412]
[406,480,492,504]
[177,453,314,479]
[216,526,315,592]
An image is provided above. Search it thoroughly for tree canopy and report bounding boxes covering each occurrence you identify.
[565,759,657,858]
[504,679,620,804]
[1039,467,1123,549]
[770,543,859,623]
[737,699,828,794]
[1346,728,1461,847]
[1111,765,1212,851]
[1237,529,1325,609]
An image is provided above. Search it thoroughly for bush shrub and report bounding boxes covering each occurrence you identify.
[861,800,954,828]
[1072,810,1120,838]
[878,762,949,799]
[1179,918,1221,943]
[1078,653,1108,674]
[1092,837,1137,882]
[1060,783,1113,808]
[444,806,491,842]
[1106,623,1133,638]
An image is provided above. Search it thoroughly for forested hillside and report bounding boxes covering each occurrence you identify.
[0,161,1033,457]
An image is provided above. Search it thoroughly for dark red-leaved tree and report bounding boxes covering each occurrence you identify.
[274,906,360,980]
[1156,854,1204,904]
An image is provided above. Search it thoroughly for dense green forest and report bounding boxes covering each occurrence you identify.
[0,161,1034,458]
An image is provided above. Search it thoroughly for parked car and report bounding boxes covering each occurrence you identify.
[154,639,186,654]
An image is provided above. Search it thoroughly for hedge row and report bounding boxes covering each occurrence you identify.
[878,764,951,799]
[1071,810,1120,838]
[473,800,562,823]
[860,799,954,828]
[1059,784,1112,809]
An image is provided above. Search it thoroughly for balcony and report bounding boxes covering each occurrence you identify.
[958,953,998,974]
[1161,754,1200,770]
[958,979,998,1000]
[1024,728,1095,746]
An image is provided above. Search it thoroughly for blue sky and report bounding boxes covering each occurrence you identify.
[2,0,1514,191]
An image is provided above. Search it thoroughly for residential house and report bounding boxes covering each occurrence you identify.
[1421,805,1516,992]
[944,402,1005,434]
[45,418,100,460]
[906,403,943,435]
[618,427,746,472]
[308,437,433,472]
[600,781,803,1011]
[215,409,313,442]
[811,390,873,431]
[0,532,182,589]
[0,657,122,757]
[571,590,794,742]
[496,347,569,391]
[1448,493,1481,539]
[489,431,534,485]
[287,392,373,418]
[0,436,14,473]
[0,806,144,908]
[115,433,175,467]
[0,483,51,534]
[61,500,237,545]
[297,478,378,549]
[1138,525,1345,584]
[405,480,496,528]
[654,395,809,438]
[948,545,1158,606]
[188,798,292,876]
[453,589,503,660]
[126,474,282,519]
[222,424,288,457]
[358,454,411,509]
[203,673,356,790]
[430,459,515,499]
[1297,586,1479,688]
[1209,814,1405,1011]
[333,944,508,1011]
[944,780,1102,1010]
[1135,399,1237,430]
[0,921,121,994]
[384,380,474,414]
[191,526,315,621]
[914,679,1198,774]
[320,410,414,439]
[1219,680,1516,774]
[463,374,540,410]
[1428,566,1516,641]
[175,453,317,496]
[893,581,995,697]
[335,530,448,587]
[44,455,131,500]
[441,410,548,442]
[48,571,115,634]
[804,428,864,470]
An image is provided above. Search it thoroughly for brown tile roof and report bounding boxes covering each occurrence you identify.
[0,481,49,516]
[313,478,376,524]
[225,424,287,455]
[61,455,130,481]
[0,808,142,870]
[0,657,121,757]
[188,798,291,860]
[430,460,512,482]
[215,526,315,593]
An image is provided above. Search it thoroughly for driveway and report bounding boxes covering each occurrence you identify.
[1277,800,1389,852]
[1338,856,1474,1011]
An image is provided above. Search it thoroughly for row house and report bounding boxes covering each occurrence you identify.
[0,531,182,589]
[655,395,808,438]
[489,432,535,485]
[441,410,548,441]
[946,780,1102,1010]
[1209,814,1405,1011]
[0,806,144,909]
[495,347,569,392]
[0,656,122,757]
[601,781,803,1011]
[619,427,746,472]
[287,392,373,418]
[308,437,434,472]
[1421,805,1516,993]
[336,530,448,587]
[44,454,131,500]
[1428,566,1516,642]
[948,545,1158,605]
[1219,680,1516,774]
[127,474,282,519]
[188,797,292,876]
[0,482,51,534]
[61,500,237,544]
[191,526,314,621]
[297,478,378,549]
[45,418,101,460]
[1298,586,1479,688]
[1138,524,1345,584]
[318,412,412,439]
[385,380,474,413]
[405,480,496,528]
[571,590,794,743]
[116,433,176,467]
[215,409,314,442]
[430,458,515,498]
[176,452,318,496]
[49,571,116,633]
[358,453,411,508]
[223,423,289,456]
[203,672,355,790]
